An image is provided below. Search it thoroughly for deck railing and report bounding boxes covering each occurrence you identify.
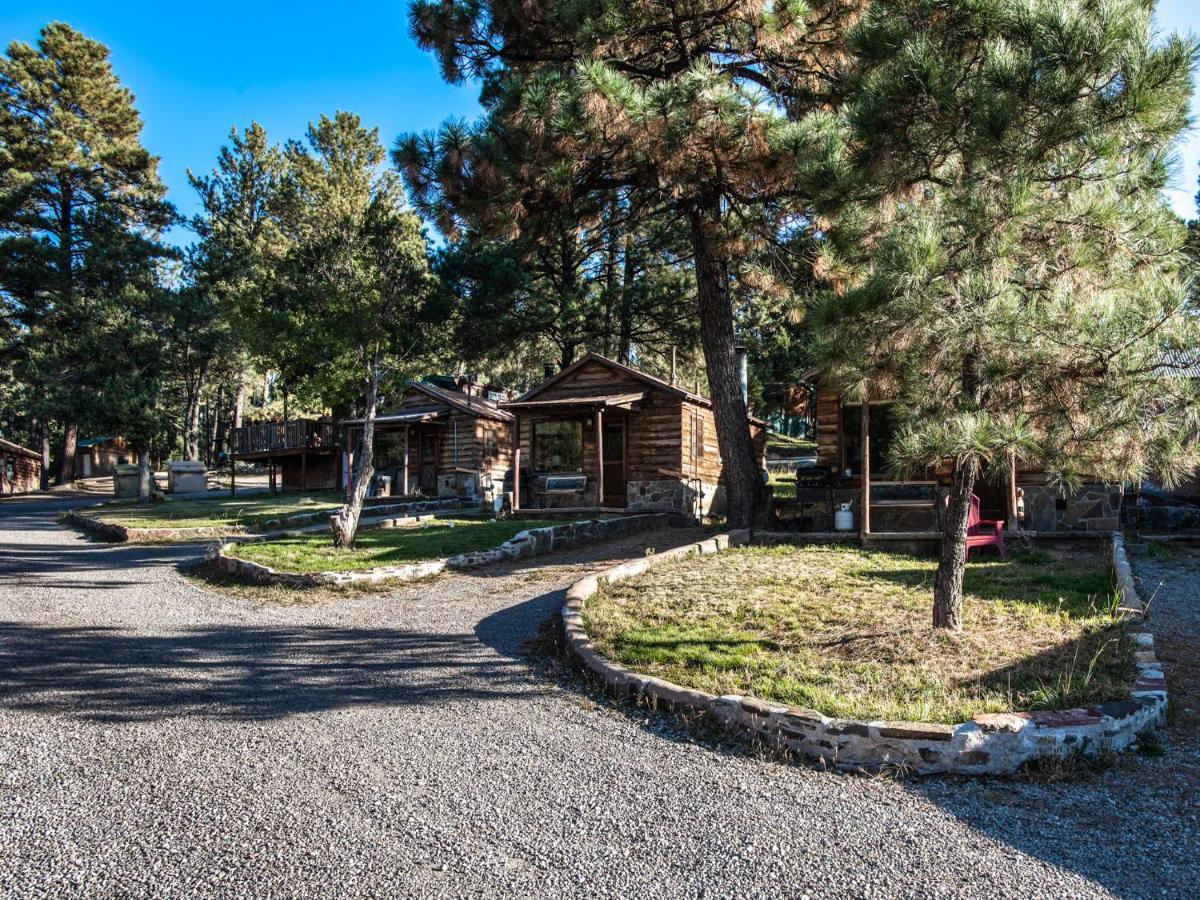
[231,420,337,454]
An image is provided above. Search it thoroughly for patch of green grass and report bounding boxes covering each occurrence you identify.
[766,433,817,455]
[232,518,557,574]
[88,492,347,531]
[585,544,1133,724]
[767,470,797,500]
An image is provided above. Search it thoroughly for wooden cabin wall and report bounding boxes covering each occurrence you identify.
[534,359,648,399]
[625,393,682,481]
[815,386,841,470]
[679,403,769,484]
[476,417,513,479]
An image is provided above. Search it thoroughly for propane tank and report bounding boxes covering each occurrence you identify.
[834,503,855,532]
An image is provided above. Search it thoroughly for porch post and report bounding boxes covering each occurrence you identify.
[512,414,522,511]
[402,425,410,497]
[859,400,870,538]
[301,451,307,493]
[1007,450,1018,531]
[595,407,605,508]
[230,450,236,498]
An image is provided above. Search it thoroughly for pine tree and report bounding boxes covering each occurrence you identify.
[0,23,173,483]
[406,0,861,527]
[810,0,1199,629]
[272,113,442,546]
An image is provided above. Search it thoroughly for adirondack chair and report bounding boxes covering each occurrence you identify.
[963,494,1005,559]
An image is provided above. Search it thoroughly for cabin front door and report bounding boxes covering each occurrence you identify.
[419,431,438,495]
[602,422,626,507]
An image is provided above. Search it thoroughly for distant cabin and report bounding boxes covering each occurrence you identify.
[802,368,1122,534]
[342,379,513,503]
[0,438,41,494]
[505,353,767,516]
[75,435,132,478]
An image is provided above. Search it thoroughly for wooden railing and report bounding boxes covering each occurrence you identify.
[231,420,337,454]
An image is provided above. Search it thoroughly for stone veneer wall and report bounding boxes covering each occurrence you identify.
[626,479,726,519]
[215,513,672,587]
[560,532,1167,775]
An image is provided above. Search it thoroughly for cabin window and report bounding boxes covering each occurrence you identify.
[690,413,705,461]
[373,430,408,469]
[841,403,897,475]
[483,430,497,460]
[533,420,583,473]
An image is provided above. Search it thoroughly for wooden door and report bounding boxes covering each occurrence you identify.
[602,422,626,507]
[419,431,438,495]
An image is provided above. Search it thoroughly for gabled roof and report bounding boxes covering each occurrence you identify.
[0,437,40,461]
[77,435,119,449]
[409,381,513,422]
[341,404,450,426]
[512,352,707,406]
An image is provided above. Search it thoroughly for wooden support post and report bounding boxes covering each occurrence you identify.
[268,458,275,494]
[230,452,236,498]
[860,400,870,538]
[1007,450,1018,531]
[402,426,410,497]
[595,408,605,508]
[512,415,521,511]
[301,451,307,493]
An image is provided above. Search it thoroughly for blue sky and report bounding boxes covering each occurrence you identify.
[2,1,1198,248]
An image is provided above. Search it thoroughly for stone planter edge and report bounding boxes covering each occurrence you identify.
[560,530,1166,776]
[213,512,673,587]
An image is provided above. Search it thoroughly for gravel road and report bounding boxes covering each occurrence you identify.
[1,496,1196,898]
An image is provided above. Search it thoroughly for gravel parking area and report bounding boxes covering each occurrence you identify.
[2,495,1197,898]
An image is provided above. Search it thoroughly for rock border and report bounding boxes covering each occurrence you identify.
[213,513,673,587]
[560,531,1166,775]
[60,498,468,544]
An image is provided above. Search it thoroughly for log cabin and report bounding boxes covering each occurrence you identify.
[0,437,41,495]
[230,419,340,492]
[504,353,767,517]
[74,435,133,478]
[342,378,512,504]
[802,368,1122,535]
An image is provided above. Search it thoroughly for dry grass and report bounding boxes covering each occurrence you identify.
[179,559,432,604]
[92,492,346,530]
[585,544,1133,724]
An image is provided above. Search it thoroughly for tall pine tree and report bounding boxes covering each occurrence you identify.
[811,0,1199,629]
[0,23,172,482]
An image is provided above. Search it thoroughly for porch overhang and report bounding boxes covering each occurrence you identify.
[503,391,646,413]
[340,405,451,427]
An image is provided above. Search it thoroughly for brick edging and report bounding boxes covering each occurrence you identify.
[213,513,673,587]
[560,531,1166,775]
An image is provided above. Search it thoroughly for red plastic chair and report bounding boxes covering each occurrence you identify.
[963,493,1005,560]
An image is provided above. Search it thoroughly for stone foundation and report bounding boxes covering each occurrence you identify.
[626,479,725,519]
[560,532,1166,775]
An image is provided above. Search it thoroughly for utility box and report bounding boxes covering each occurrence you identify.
[112,463,141,498]
[167,460,207,494]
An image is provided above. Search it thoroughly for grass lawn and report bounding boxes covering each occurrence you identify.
[767,470,797,500]
[766,432,817,456]
[233,518,557,574]
[585,544,1133,724]
[90,491,346,530]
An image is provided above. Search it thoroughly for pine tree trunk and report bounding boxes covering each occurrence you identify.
[331,363,379,548]
[184,389,202,461]
[39,422,51,491]
[617,235,635,365]
[58,423,78,484]
[688,200,763,529]
[136,448,152,502]
[233,373,246,430]
[933,458,978,631]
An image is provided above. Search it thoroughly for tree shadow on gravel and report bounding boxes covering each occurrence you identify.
[0,621,545,722]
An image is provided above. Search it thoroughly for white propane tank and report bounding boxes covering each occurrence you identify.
[833,503,855,532]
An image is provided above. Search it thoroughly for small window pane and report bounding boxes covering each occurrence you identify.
[533,420,583,473]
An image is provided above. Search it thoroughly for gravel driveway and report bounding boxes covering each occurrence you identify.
[2,496,1196,898]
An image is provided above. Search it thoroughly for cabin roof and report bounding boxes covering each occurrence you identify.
[77,434,119,449]
[341,404,450,426]
[0,437,40,461]
[512,352,706,406]
[409,381,513,422]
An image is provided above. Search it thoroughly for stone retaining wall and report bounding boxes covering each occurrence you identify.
[560,532,1166,775]
[214,513,672,587]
